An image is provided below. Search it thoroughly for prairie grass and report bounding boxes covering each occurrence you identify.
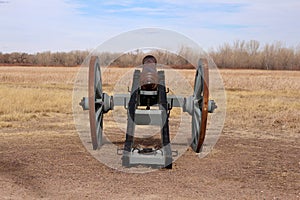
[1,66,299,138]
[0,66,77,84]
[222,70,300,139]
[0,66,77,127]
[0,84,71,120]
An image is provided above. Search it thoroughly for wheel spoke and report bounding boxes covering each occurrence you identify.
[95,105,103,121]
[194,71,202,99]
[96,118,102,144]
[191,107,200,148]
[95,82,102,98]
[194,62,204,99]
[95,65,102,98]
[192,121,198,144]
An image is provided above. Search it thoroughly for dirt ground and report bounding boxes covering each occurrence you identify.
[0,67,299,199]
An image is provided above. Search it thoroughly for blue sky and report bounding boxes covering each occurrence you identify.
[0,0,299,53]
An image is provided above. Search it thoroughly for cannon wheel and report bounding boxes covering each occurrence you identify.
[88,56,104,150]
[191,59,209,153]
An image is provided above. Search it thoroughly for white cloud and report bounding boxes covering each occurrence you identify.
[0,0,81,52]
[0,0,299,53]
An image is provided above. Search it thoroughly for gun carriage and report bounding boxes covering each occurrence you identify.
[80,55,216,169]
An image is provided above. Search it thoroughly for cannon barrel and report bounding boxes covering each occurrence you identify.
[140,63,158,91]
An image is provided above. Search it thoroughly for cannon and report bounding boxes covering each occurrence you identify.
[79,55,217,169]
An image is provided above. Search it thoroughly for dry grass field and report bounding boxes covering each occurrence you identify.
[0,66,299,199]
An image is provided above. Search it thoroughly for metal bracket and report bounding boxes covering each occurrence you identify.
[117,148,124,155]
[168,98,173,111]
[166,88,170,93]
[208,100,217,113]
[79,97,89,110]
[123,98,128,109]
[172,150,179,157]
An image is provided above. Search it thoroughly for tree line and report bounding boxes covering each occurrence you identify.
[210,40,300,70]
[0,40,299,70]
[0,50,89,67]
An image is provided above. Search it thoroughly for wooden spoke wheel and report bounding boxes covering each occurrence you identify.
[88,56,104,150]
[191,59,209,153]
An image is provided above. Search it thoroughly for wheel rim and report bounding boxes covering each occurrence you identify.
[191,59,209,153]
[88,56,104,150]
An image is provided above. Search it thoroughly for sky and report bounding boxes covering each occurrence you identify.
[0,0,299,53]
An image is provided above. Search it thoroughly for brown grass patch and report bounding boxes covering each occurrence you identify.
[0,67,78,127]
[1,66,299,138]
